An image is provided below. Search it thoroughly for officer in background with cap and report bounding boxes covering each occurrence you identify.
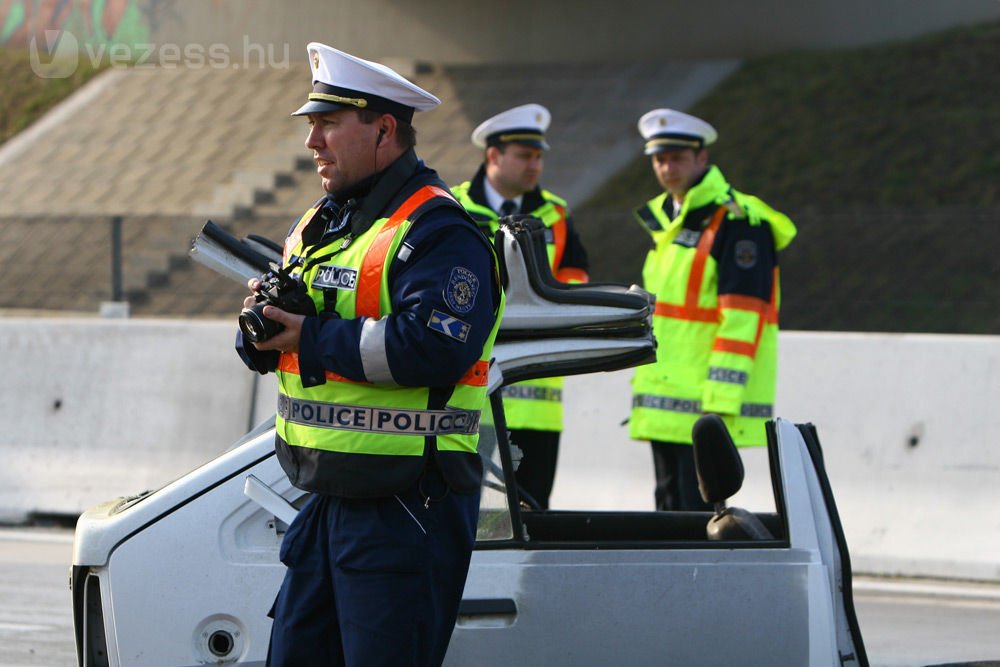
[236,42,504,666]
[452,103,589,510]
[628,108,796,511]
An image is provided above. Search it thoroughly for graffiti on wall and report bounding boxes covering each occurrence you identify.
[0,0,151,48]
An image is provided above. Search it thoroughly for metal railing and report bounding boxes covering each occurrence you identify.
[1,207,998,331]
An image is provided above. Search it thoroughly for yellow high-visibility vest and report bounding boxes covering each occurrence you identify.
[629,166,796,446]
[452,181,584,432]
[276,185,504,496]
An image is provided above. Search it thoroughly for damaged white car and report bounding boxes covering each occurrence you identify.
[71,219,867,666]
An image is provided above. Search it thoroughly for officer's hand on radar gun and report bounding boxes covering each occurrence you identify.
[252,306,305,353]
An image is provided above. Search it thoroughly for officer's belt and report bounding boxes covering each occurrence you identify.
[278,395,481,435]
[501,386,563,402]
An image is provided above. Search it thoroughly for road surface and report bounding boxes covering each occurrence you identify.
[2,527,999,666]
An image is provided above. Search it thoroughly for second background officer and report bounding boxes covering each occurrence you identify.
[452,103,589,509]
[628,109,796,511]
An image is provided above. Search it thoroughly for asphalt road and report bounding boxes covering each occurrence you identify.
[3,527,1000,667]
[1,528,76,667]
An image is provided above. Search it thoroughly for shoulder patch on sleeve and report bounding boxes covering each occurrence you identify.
[428,309,471,343]
[444,266,479,314]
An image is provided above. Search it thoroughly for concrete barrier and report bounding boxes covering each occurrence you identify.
[2,319,997,580]
[0,318,257,522]
[778,332,1000,581]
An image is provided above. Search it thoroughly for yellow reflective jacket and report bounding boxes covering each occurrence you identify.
[453,171,588,432]
[629,165,796,446]
[276,183,504,497]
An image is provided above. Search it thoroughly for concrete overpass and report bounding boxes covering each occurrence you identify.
[4,0,1000,63]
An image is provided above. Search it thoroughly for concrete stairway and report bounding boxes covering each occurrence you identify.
[0,65,308,219]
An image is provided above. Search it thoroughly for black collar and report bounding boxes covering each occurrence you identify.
[344,149,421,237]
[468,165,490,208]
[302,150,421,247]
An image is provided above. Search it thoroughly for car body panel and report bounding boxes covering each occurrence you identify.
[451,549,816,666]
[71,416,864,667]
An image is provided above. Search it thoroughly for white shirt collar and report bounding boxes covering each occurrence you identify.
[483,176,523,214]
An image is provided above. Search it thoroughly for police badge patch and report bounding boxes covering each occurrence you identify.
[444,266,479,314]
[735,240,758,269]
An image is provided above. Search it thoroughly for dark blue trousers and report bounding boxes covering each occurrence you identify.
[266,467,480,667]
[651,440,713,511]
[509,428,560,510]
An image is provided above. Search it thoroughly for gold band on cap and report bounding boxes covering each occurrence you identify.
[308,92,368,108]
[498,132,544,143]
[645,137,701,149]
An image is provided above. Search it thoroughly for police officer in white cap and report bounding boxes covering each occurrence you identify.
[627,109,797,511]
[236,43,504,666]
[452,104,589,510]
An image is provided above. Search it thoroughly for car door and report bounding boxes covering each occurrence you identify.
[446,409,867,667]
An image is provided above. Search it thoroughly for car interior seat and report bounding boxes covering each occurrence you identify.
[492,214,654,339]
[692,414,774,541]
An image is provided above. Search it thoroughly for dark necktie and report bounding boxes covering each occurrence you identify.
[499,199,517,217]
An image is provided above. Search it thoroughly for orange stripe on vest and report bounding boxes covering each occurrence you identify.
[278,353,361,384]
[283,206,318,263]
[718,294,777,324]
[654,302,718,322]
[278,186,481,386]
[356,185,456,318]
[686,206,727,307]
[550,207,567,274]
[652,207,783,362]
[714,272,780,360]
[712,338,759,357]
[277,353,488,387]
[555,266,589,283]
[457,359,490,387]
[653,206,727,323]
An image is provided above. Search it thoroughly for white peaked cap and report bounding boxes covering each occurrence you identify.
[292,42,440,121]
[471,103,551,150]
[637,108,717,155]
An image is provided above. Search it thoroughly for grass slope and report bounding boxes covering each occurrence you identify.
[585,20,1000,212]
[578,20,1000,333]
[0,48,103,147]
